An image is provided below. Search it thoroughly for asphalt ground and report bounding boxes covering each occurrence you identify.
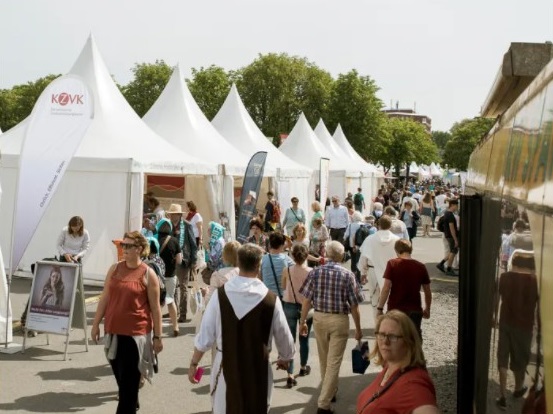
[0,229,458,413]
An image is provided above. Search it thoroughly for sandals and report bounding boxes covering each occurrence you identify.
[286,377,297,388]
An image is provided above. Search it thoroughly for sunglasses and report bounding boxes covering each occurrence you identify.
[120,243,139,250]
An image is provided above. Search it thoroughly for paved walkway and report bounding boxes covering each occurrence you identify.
[0,230,456,413]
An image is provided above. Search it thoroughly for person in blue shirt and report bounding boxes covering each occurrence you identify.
[261,232,294,298]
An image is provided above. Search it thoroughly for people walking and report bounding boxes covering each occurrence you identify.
[436,199,459,276]
[419,193,435,237]
[399,201,420,242]
[359,216,400,321]
[281,244,313,388]
[376,239,432,338]
[353,187,365,212]
[91,231,163,414]
[299,241,364,414]
[282,197,306,236]
[188,243,295,414]
[324,196,349,244]
[166,204,198,323]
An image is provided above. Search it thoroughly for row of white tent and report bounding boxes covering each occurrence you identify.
[399,162,446,180]
[0,36,383,282]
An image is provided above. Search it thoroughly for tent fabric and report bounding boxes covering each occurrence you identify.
[212,84,311,179]
[143,67,249,177]
[0,36,216,281]
[332,125,383,177]
[211,84,312,219]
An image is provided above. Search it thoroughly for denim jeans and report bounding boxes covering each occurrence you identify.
[282,301,312,374]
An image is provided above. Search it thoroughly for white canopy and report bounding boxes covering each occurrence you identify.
[211,84,312,219]
[212,84,311,179]
[143,67,249,177]
[429,162,443,177]
[0,36,216,281]
[332,125,382,176]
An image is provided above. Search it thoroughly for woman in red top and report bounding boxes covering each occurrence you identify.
[91,231,163,414]
[357,310,439,414]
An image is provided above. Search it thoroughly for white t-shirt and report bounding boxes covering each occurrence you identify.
[190,213,203,239]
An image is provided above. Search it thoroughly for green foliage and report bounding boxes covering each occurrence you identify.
[326,70,388,162]
[431,130,452,154]
[443,117,495,170]
[235,53,333,145]
[186,65,234,120]
[121,60,173,117]
[0,74,60,131]
[379,117,439,175]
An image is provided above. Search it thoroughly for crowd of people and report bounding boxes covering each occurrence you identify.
[76,182,465,413]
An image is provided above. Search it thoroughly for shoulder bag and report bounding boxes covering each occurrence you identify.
[287,267,313,321]
[268,254,283,300]
[357,367,413,414]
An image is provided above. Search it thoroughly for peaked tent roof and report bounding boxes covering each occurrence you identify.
[314,119,369,174]
[143,68,249,176]
[332,125,382,175]
[211,84,311,178]
[278,113,334,171]
[0,36,215,175]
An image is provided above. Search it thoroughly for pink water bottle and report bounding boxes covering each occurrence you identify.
[194,367,205,382]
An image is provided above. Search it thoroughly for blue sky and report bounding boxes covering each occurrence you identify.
[1,0,552,131]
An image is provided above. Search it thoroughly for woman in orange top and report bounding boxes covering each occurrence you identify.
[91,231,163,413]
[356,310,439,414]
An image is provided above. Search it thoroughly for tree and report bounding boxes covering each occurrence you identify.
[326,70,389,162]
[431,130,451,158]
[235,53,333,144]
[0,74,60,131]
[121,60,173,117]
[379,117,439,176]
[186,65,234,120]
[443,117,495,170]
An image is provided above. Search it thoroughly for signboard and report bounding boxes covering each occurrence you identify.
[23,261,87,359]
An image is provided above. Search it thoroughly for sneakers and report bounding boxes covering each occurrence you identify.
[513,386,528,398]
[436,263,446,273]
[286,377,297,388]
[495,396,506,410]
[445,269,458,277]
[299,365,311,376]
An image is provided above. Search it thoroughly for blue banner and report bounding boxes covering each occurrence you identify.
[236,151,268,244]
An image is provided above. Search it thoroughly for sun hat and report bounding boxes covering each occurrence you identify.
[166,204,183,214]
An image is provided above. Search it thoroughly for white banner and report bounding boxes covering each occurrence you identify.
[319,157,330,207]
[11,75,93,272]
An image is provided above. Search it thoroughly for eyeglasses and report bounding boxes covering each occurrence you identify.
[292,200,298,203]
[120,243,139,250]
[375,332,403,343]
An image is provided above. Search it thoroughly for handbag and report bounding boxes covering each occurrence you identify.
[351,340,370,374]
[195,246,206,271]
[268,254,283,300]
[201,267,214,285]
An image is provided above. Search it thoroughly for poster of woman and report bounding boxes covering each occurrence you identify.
[26,261,79,335]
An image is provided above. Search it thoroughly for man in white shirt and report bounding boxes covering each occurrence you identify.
[188,244,295,414]
[435,190,447,216]
[324,196,349,244]
[358,215,400,321]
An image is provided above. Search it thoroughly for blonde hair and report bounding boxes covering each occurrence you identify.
[124,231,149,258]
[311,201,321,212]
[222,241,241,267]
[370,310,426,369]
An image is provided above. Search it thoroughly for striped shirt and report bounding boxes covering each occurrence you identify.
[300,261,364,314]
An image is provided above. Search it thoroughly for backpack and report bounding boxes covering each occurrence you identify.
[437,215,446,233]
[353,193,363,206]
[145,259,167,305]
[272,201,281,223]
[355,225,371,247]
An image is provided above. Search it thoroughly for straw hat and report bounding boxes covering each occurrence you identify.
[166,204,183,215]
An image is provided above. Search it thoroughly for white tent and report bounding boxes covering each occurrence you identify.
[0,36,216,281]
[142,67,257,238]
[332,124,383,206]
[429,162,443,177]
[211,84,312,217]
[315,119,377,207]
[279,114,360,204]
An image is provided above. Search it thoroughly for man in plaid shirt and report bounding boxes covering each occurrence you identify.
[299,241,364,414]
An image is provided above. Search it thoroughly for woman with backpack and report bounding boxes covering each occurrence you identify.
[155,219,182,337]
